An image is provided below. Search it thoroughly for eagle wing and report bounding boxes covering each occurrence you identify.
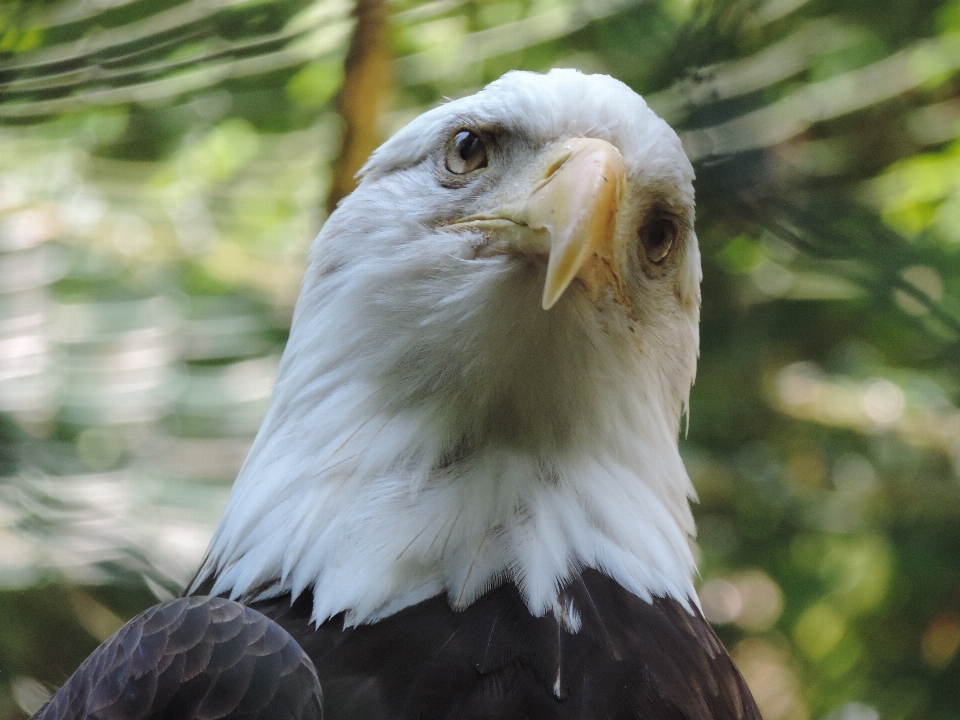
[33,596,322,720]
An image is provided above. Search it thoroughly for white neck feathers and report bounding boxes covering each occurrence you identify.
[193,252,700,626]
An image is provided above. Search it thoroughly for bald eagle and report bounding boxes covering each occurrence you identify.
[35,70,761,720]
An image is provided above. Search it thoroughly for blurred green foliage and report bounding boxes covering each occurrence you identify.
[1,0,960,718]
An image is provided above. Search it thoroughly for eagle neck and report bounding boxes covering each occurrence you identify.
[194,258,700,626]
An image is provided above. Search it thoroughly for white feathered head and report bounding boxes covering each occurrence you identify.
[194,69,703,626]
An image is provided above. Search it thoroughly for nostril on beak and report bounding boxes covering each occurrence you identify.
[543,151,572,179]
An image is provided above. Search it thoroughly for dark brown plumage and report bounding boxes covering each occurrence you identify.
[32,596,322,720]
[243,569,759,720]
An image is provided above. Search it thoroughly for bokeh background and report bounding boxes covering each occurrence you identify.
[1,0,959,717]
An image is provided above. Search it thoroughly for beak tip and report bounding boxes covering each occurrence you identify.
[541,287,561,311]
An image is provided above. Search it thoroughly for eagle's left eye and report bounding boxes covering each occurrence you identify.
[445,130,488,174]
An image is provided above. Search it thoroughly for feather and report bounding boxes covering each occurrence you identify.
[249,569,759,720]
[33,597,322,720]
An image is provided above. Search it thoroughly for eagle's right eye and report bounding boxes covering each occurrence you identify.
[445,130,488,174]
[639,216,679,264]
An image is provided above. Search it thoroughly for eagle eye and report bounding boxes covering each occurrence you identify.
[445,130,488,175]
[638,216,679,264]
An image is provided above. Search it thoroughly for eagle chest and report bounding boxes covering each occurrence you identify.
[250,570,760,720]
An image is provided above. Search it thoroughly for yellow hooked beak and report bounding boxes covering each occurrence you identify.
[517,137,627,310]
[450,137,628,310]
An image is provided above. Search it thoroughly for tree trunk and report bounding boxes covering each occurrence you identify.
[326,0,391,215]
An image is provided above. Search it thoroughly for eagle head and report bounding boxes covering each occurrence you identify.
[194,69,703,627]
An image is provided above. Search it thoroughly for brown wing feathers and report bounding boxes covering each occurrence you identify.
[32,596,322,720]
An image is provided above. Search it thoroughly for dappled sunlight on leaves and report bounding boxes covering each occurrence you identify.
[1,0,960,717]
